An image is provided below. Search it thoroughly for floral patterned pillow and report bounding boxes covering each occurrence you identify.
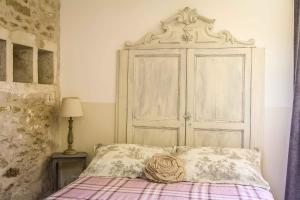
[175,146,270,189]
[80,144,175,178]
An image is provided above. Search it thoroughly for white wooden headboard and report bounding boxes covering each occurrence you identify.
[116,7,264,149]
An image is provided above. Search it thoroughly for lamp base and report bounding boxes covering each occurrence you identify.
[63,148,77,155]
[64,117,77,155]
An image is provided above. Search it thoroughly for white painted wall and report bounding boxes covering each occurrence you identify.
[60,0,294,199]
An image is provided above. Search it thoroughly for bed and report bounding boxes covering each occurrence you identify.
[46,144,273,200]
[47,7,272,200]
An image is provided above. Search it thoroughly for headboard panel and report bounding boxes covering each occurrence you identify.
[116,7,264,150]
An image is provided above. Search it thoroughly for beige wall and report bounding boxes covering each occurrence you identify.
[60,0,293,199]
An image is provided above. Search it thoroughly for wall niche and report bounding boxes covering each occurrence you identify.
[38,49,54,84]
[0,39,6,81]
[13,44,33,83]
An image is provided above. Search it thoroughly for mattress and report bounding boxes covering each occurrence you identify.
[45,176,274,200]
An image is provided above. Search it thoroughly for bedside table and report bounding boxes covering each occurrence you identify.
[50,152,88,192]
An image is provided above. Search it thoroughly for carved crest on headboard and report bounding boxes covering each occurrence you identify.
[125,7,255,48]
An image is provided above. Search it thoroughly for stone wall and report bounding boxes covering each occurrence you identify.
[0,0,59,42]
[0,85,59,200]
[0,0,60,199]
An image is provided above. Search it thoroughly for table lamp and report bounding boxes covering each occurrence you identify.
[60,97,83,154]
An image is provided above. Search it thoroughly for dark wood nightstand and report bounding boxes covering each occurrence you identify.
[50,152,88,192]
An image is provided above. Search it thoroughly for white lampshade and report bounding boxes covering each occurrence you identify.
[60,97,83,117]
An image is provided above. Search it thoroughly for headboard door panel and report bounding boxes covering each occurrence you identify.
[127,49,186,146]
[117,8,265,150]
[186,48,251,148]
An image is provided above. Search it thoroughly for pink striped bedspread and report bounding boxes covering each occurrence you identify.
[46,176,274,200]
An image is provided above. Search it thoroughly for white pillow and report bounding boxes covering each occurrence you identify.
[80,144,175,178]
[176,146,270,189]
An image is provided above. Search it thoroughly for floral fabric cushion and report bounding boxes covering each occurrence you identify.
[175,146,270,189]
[144,154,185,183]
[80,144,175,178]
